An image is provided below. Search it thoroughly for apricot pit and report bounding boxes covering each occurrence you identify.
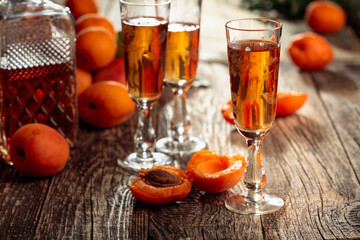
[143,168,182,187]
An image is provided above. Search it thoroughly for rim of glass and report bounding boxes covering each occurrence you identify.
[225,18,282,32]
[119,0,171,6]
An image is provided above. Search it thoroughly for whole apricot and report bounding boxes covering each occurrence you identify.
[65,0,98,19]
[287,32,333,70]
[78,81,135,128]
[305,1,346,34]
[93,57,126,85]
[75,13,117,41]
[76,68,92,95]
[76,27,117,71]
[10,123,70,177]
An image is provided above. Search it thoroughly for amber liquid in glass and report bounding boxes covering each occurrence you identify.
[122,17,168,102]
[228,40,280,132]
[165,23,199,88]
[0,62,77,155]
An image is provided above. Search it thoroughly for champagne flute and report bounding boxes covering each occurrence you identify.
[156,0,206,154]
[225,18,284,214]
[118,0,171,171]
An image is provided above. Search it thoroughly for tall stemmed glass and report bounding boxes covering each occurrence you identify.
[118,0,171,171]
[156,0,206,154]
[225,18,284,214]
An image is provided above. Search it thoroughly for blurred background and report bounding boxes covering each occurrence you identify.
[240,0,360,36]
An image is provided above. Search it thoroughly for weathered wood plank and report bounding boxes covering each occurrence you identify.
[0,167,50,239]
[263,63,360,239]
[0,0,360,239]
[29,121,140,239]
[311,63,360,180]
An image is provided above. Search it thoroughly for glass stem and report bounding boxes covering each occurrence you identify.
[134,103,155,161]
[171,88,190,143]
[243,138,267,202]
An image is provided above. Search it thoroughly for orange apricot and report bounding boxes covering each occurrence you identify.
[76,27,117,71]
[78,81,135,128]
[305,1,346,34]
[276,91,308,116]
[221,91,308,124]
[10,123,70,177]
[221,100,235,125]
[185,150,246,193]
[65,0,98,19]
[75,13,117,41]
[130,165,192,205]
[76,68,92,95]
[93,57,126,85]
[287,32,333,70]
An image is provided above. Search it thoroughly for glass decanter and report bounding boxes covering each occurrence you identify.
[0,0,78,164]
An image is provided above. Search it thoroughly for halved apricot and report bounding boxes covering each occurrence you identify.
[130,165,192,205]
[221,100,234,125]
[221,91,308,123]
[185,150,246,193]
[276,91,308,116]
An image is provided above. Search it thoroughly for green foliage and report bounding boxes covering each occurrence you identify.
[242,0,360,36]
[241,0,312,19]
[116,31,124,57]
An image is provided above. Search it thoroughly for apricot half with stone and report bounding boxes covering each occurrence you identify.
[185,150,246,193]
[130,165,192,205]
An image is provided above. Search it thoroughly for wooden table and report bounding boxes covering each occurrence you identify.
[1,0,360,239]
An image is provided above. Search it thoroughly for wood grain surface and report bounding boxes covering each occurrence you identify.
[1,0,360,239]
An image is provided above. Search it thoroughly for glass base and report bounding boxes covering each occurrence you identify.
[1,154,12,165]
[117,152,171,172]
[225,193,284,215]
[156,136,206,155]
